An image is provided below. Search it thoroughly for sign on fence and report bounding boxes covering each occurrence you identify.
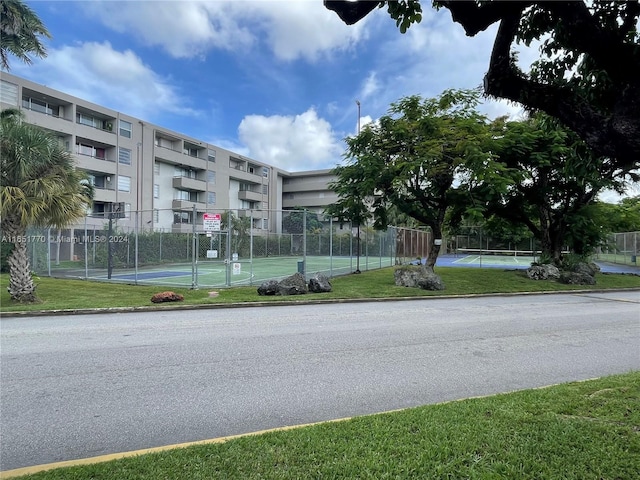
[203,213,221,232]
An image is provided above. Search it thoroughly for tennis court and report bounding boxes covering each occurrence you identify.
[441,249,539,268]
[90,255,396,288]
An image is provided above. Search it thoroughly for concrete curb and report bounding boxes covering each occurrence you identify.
[1,287,639,318]
[0,376,609,479]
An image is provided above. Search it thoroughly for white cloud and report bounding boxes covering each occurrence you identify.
[82,1,254,58]
[355,7,543,121]
[82,0,367,62]
[238,108,343,171]
[16,42,198,121]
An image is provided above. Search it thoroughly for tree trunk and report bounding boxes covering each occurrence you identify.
[425,224,444,270]
[2,217,39,303]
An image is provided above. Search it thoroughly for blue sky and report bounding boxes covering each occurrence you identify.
[11,0,538,174]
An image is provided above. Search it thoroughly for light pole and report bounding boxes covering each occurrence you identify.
[355,100,361,274]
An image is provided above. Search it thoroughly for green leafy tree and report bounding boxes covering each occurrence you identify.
[325,179,372,273]
[589,197,640,234]
[1,0,50,70]
[330,89,492,269]
[282,208,324,234]
[1,110,92,302]
[325,1,640,171]
[468,114,634,265]
[220,211,251,257]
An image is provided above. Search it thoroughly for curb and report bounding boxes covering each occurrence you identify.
[0,375,609,479]
[1,287,640,318]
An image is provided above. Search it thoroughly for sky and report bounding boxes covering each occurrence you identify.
[8,1,636,201]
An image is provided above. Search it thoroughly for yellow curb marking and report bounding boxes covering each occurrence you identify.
[0,417,353,479]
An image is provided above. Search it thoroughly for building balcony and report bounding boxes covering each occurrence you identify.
[172,199,207,211]
[172,176,206,191]
[228,167,262,183]
[238,209,269,219]
[92,187,116,203]
[73,155,117,174]
[172,223,202,234]
[74,123,117,145]
[238,190,262,202]
[155,146,206,170]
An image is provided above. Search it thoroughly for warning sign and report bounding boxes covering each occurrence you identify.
[203,213,221,232]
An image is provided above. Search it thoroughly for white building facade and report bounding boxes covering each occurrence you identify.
[0,72,340,235]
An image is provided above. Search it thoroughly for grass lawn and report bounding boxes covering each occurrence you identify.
[1,266,639,313]
[5,371,639,479]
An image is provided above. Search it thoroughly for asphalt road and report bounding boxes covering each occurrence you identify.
[1,291,639,471]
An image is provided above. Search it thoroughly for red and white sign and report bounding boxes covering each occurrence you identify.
[203,213,221,232]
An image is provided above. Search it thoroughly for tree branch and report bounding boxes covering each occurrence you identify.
[543,2,640,84]
[323,1,380,25]
[436,0,534,36]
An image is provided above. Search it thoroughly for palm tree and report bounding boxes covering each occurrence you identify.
[1,0,50,71]
[1,110,92,302]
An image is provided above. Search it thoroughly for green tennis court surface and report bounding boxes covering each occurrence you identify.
[91,256,396,287]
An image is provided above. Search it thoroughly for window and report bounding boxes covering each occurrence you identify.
[263,167,269,178]
[207,170,216,184]
[118,175,131,192]
[174,166,195,178]
[77,113,98,127]
[262,201,268,210]
[153,209,159,223]
[174,190,198,202]
[0,80,18,106]
[208,149,216,162]
[154,162,160,175]
[119,120,132,138]
[153,184,159,198]
[76,143,105,159]
[262,218,269,230]
[207,192,216,204]
[262,185,268,195]
[173,211,192,224]
[118,147,131,165]
[25,97,59,116]
[184,147,198,158]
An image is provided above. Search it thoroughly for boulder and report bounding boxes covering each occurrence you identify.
[308,273,332,293]
[527,264,561,280]
[571,262,600,277]
[394,265,445,291]
[277,272,308,296]
[526,265,549,280]
[417,271,445,291]
[559,271,596,285]
[150,291,184,303]
[257,280,279,296]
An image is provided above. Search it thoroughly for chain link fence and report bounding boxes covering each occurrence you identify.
[6,209,432,288]
[596,231,639,266]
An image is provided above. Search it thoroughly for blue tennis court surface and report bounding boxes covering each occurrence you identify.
[110,271,192,281]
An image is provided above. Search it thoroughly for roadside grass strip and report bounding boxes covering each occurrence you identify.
[3,372,639,479]
[2,268,640,314]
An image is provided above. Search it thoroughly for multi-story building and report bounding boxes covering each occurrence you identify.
[0,72,339,236]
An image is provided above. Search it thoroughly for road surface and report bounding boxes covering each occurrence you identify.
[1,291,639,470]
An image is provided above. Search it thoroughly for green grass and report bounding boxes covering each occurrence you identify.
[7,371,639,479]
[1,267,639,313]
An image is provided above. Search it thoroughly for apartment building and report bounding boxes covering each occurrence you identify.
[0,72,339,235]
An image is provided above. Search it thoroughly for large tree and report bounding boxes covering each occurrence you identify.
[0,0,50,70]
[460,114,635,265]
[325,1,640,171]
[0,110,92,302]
[330,89,492,269]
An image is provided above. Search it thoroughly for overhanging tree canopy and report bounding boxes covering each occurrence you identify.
[325,0,640,171]
[330,89,492,269]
